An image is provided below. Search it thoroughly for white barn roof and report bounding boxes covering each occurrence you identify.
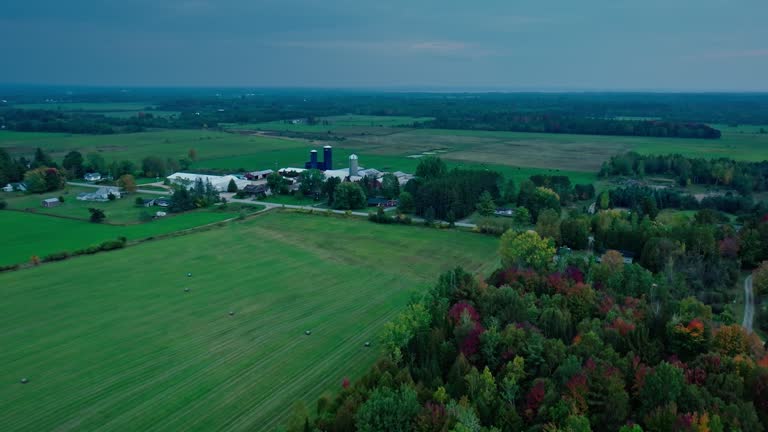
[167,172,248,192]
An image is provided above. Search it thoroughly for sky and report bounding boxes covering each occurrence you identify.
[1,0,767,91]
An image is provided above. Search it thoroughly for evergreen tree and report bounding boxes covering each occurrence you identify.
[476,191,496,216]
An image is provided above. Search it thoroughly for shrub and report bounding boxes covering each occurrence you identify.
[89,208,106,223]
[99,239,126,251]
[0,199,6,210]
[42,251,70,262]
[58,196,65,203]
[0,264,19,273]
[135,197,145,206]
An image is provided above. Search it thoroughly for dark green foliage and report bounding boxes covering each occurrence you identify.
[0,199,6,210]
[475,191,496,217]
[169,179,219,213]
[88,208,106,223]
[323,176,341,205]
[226,178,238,193]
[381,173,400,199]
[298,169,324,196]
[397,191,415,213]
[411,161,502,220]
[333,182,366,210]
[141,156,166,177]
[62,151,85,178]
[415,156,447,180]
[354,386,419,432]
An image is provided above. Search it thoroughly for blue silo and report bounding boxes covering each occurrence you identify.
[310,150,318,169]
[323,146,333,170]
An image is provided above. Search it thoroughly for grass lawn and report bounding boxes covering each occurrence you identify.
[1,187,164,224]
[0,211,499,431]
[0,209,239,266]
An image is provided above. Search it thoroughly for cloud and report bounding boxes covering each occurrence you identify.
[683,49,768,60]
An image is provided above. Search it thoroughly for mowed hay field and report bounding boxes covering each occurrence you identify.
[0,211,500,431]
[0,210,241,266]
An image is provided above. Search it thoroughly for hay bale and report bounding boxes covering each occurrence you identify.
[20,378,29,384]
[305,330,311,335]
[229,311,235,316]
[184,288,190,292]
[364,342,371,347]
[187,272,192,277]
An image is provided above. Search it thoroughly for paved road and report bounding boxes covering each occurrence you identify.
[67,182,170,196]
[743,274,755,333]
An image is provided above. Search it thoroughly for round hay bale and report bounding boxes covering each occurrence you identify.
[305,330,311,336]
[184,288,190,293]
[20,378,29,384]
[364,342,371,348]
[187,272,192,277]
[229,311,235,316]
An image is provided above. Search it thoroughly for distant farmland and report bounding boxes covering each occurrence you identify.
[0,211,499,431]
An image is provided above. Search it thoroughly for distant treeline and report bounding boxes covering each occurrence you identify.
[607,185,755,216]
[3,91,768,135]
[600,152,768,193]
[420,114,721,139]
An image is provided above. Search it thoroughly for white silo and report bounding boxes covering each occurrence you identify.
[349,154,359,176]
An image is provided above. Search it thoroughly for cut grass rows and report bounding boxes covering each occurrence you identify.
[0,211,499,431]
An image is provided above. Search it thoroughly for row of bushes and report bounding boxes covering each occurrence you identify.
[41,237,127,263]
[0,264,19,273]
[368,209,413,225]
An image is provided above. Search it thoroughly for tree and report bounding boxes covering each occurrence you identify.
[381,173,400,199]
[499,229,555,271]
[640,362,684,414]
[227,178,238,193]
[117,174,137,193]
[398,191,415,213]
[513,206,531,226]
[528,187,560,222]
[333,182,366,210]
[354,386,420,432]
[86,152,106,174]
[141,156,166,177]
[754,261,768,297]
[323,176,341,205]
[62,151,84,178]
[476,191,496,216]
[188,148,198,161]
[446,210,456,228]
[32,147,55,168]
[535,208,561,243]
[503,179,517,204]
[24,167,63,193]
[415,156,447,180]
[640,195,659,220]
[298,169,324,196]
[266,172,286,195]
[424,206,436,226]
[89,208,106,223]
[560,217,589,249]
[713,324,749,356]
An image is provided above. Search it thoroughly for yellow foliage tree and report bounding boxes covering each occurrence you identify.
[499,230,555,272]
[713,324,749,357]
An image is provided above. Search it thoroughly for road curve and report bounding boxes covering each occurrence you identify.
[743,274,754,333]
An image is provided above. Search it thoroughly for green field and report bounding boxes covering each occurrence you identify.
[0,209,241,266]
[14,102,155,111]
[0,211,499,431]
[225,115,433,133]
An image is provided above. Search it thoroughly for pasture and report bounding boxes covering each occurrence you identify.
[0,211,500,431]
[0,209,242,266]
[1,187,165,224]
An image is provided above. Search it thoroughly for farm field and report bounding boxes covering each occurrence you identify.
[0,211,500,431]
[0,209,241,266]
[1,187,165,224]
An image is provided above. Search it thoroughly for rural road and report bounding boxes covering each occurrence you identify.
[68,182,478,228]
[743,274,755,333]
[67,182,170,196]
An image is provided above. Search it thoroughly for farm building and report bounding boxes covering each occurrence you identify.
[245,169,274,180]
[77,187,122,202]
[41,198,61,208]
[494,208,515,217]
[241,184,270,197]
[166,172,249,192]
[155,198,170,207]
[84,173,102,182]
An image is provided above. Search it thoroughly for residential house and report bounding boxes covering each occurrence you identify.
[241,184,270,197]
[84,173,102,182]
[76,186,122,202]
[3,182,27,192]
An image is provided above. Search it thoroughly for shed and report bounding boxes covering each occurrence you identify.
[41,198,61,208]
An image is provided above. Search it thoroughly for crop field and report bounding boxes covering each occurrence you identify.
[1,187,166,224]
[0,209,242,266]
[0,211,499,431]
[225,114,432,133]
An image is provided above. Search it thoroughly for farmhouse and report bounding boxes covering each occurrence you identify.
[84,173,102,182]
[154,198,170,207]
[3,182,27,192]
[241,184,270,197]
[167,172,249,192]
[77,186,121,202]
[41,197,61,208]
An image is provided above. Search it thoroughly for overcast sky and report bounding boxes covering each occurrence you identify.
[2,0,767,91]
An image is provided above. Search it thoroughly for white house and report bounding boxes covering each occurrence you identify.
[84,173,102,182]
[166,172,249,192]
[77,186,122,202]
[3,182,27,192]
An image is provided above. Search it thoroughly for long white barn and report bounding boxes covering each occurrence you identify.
[166,172,249,192]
